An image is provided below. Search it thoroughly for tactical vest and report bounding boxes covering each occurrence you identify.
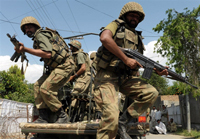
[94,19,145,72]
[72,49,90,73]
[33,27,70,68]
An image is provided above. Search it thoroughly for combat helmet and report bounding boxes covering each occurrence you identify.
[119,2,145,22]
[90,52,96,60]
[20,16,41,33]
[68,40,81,49]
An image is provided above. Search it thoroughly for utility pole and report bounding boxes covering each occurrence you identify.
[186,94,191,133]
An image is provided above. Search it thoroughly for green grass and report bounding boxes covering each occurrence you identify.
[173,128,200,139]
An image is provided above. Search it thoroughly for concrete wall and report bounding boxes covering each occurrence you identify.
[0,99,34,138]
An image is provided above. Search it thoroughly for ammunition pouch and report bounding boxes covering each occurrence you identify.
[34,27,71,69]
[46,46,70,69]
[95,46,114,70]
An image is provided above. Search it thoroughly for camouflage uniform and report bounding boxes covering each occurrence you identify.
[167,121,177,132]
[93,2,158,138]
[20,16,75,123]
[146,108,150,123]
[69,41,91,108]
[71,49,91,94]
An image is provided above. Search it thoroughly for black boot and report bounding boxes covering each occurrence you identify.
[118,110,132,139]
[33,109,49,123]
[54,108,69,123]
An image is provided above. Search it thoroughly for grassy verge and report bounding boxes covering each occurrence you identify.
[173,128,200,139]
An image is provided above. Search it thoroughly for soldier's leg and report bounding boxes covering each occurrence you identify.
[94,82,119,139]
[33,74,49,123]
[73,72,91,94]
[118,77,158,138]
[120,77,158,118]
[39,60,75,123]
[34,74,49,109]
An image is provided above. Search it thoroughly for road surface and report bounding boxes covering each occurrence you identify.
[146,133,195,139]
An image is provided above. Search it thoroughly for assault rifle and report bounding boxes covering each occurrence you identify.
[119,47,198,89]
[7,33,29,74]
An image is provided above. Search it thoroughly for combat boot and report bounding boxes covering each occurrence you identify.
[33,109,49,123]
[54,108,69,123]
[118,110,132,139]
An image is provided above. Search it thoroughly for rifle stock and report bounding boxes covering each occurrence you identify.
[119,47,198,89]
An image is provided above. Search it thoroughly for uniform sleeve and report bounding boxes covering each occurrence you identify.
[34,32,53,52]
[103,21,118,37]
[77,52,86,65]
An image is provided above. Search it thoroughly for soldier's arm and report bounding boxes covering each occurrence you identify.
[100,29,142,69]
[17,43,51,58]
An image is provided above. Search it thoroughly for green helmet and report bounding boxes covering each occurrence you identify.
[68,40,81,49]
[20,16,41,33]
[119,2,145,22]
[90,52,96,60]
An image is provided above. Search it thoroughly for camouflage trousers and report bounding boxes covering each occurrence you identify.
[71,72,91,107]
[34,58,75,112]
[94,69,158,139]
[167,123,177,132]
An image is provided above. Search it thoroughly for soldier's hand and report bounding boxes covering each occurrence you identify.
[15,42,25,53]
[68,75,75,82]
[154,66,169,76]
[124,57,143,69]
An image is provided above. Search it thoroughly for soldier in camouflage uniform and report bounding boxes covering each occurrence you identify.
[17,16,75,123]
[92,2,169,139]
[167,118,177,132]
[68,40,91,107]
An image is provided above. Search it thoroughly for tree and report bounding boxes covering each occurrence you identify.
[152,6,200,94]
[140,71,169,95]
[0,65,34,103]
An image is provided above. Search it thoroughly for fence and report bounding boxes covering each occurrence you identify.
[0,99,34,139]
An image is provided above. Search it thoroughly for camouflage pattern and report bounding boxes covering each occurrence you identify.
[90,52,96,60]
[68,40,82,50]
[70,49,91,107]
[119,2,145,22]
[94,70,158,139]
[33,28,70,69]
[21,16,41,33]
[146,108,150,123]
[167,122,177,132]
[118,92,126,113]
[34,58,75,112]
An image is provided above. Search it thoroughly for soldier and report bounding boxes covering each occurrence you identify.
[68,40,91,94]
[161,105,169,126]
[17,16,75,123]
[68,40,91,121]
[167,118,177,132]
[93,2,169,139]
[90,52,102,120]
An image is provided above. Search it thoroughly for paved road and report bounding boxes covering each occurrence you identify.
[146,133,195,139]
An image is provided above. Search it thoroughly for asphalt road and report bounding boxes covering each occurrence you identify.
[146,133,195,139]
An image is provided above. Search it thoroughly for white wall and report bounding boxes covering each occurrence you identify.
[0,99,33,137]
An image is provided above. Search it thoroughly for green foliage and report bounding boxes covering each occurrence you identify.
[153,6,200,96]
[163,81,200,97]
[140,71,169,95]
[175,128,200,139]
[0,65,34,103]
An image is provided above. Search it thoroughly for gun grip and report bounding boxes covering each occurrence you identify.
[10,52,18,61]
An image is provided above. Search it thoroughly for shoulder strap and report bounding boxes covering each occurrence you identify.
[113,19,125,38]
